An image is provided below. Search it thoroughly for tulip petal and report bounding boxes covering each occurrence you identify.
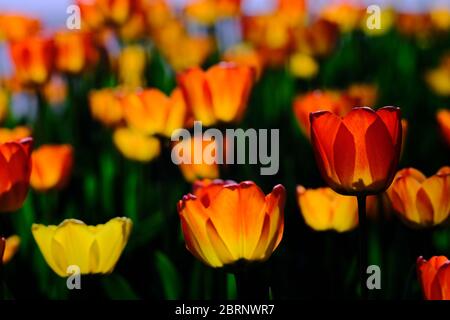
[263,184,285,254]
[435,263,450,300]
[417,256,449,300]
[333,122,355,190]
[376,107,402,145]
[418,174,450,224]
[205,218,235,266]
[32,224,66,276]
[392,176,423,224]
[297,186,333,231]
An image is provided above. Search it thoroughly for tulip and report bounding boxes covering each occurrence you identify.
[2,235,20,264]
[294,19,339,58]
[437,109,450,147]
[293,90,353,138]
[386,167,450,227]
[346,84,378,108]
[0,87,8,123]
[289,53,319,79]
[223,44,263,80]
[89,88,124,127]
[430,8,450,31]
[77,0,105,30]
[310,106,402,196]
[118,45,147,89]
[54,31,98,74]
[42,75,68,108]
[97,0,133,25]
[426,66,450,97]
[297,186,358,232]
[178,62,254,126]
[172,135,221,183]
[177,180,285,268]
[417,256,450,300]
[113,127,161,162]
[9,36,54,85]
[0,127,32,144]
[0,14,41,42]
[0,137,32,212]
[32,217,132,277]
[122,88,187,137]
[320,2,364,32]
[30,144,74,192]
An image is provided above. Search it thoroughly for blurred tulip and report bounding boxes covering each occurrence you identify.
[146,0,173,29]
[0,126,32,143]
[223,44,263,79]
[184,0,218,25]
[119,12,146,41]
[77,0,106,30]
[417,256,450,300]
[32,217,132,277]
[430,8,450,31]
[173,135,221,183]
[122,88,187,137]
[2,235,20,264]
[113,127,161,162]
[97,0,133,25]
[178,62,254,126]
[0,14,41,42]
[42,75,67,109]
[426,66,450,97]
[437,109,450,147]
[31,144,74,192]
[178,180,285,268]
[294,19,339,57]
[297,185,358,232]
[396,13,432,38]
[54,31,98,74]
[89,88,124,127]
[387,167,450,227]
[346,84,378,107]
[118,45,147,89]
[0,87,8,123]
[289,52,318,79]
[0,137,32,212]
[9,36,54,85]
[310,106,402,195]
[293,90,353,138]
[320,2,364,32]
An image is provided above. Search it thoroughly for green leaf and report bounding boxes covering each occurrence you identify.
[127,211,164,250]
[154,251,181,299]
[102,274,139,300]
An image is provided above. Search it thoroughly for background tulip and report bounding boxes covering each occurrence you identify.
[0,138,32,212]
[437,109,450,147]
[2,235,20,264]
[32,217,132,277]
[417,256,450,300]
[30,144,74,192]
[177,180,285,268]
[387,167,450,227]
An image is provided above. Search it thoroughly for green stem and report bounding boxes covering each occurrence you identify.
[357,194,368,300]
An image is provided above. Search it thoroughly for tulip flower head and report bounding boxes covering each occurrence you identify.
[437,109,450,147]
[417,256,450,300]
[387,167,450,227]
[178,180,285,268]
[32,217,132,277]
[310,106,402,196]
[30,144,74,192]
[2,235,20,264]
[0,137,33,212]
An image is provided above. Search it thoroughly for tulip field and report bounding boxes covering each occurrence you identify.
[0,0,449,304]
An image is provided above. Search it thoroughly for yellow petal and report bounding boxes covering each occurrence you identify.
[32,224,65,276]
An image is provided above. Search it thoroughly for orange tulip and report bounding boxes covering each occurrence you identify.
[417,256,450,300]
[77,0,106,30]
[122,88,187,137]
[346,84,378,107]
[310,106,402,195]
[89,88,124,127]
[9,37,54,85]
[2,235,20,264]
[0,127,32,144]
[54,31,98,74]
[294,19,339,57]
[0,14,41,42]
[30,145,74,192]
[437,109,450,147]
[178,62,254,126]
[320,2,364,32]
[293,90,353,138]
[118,45,147,89]
[386,167,450,227]
[42,75,68,108]
[223,44,263,80]
[297,186,358,232]
[0,138,32,212]
[97,0,133,25]
[0,87,9,123]
[178,180,285,268]
[172,135,221,183]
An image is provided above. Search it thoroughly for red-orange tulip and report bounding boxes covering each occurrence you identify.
[9,37,54,85]
[178,180,285,268]
[437,109,450,147]
[178,62,254,126]
[310,106,402,195]
[417,256,450,300]
[30,145,74,192]
[0,138,32,212]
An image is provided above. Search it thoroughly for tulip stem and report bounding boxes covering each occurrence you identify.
[357,195,368,300]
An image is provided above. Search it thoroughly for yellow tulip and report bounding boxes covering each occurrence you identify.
[118,45,147,89]
[113,127,161,162]
[289,53,319,79]
[32,217,132,277]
